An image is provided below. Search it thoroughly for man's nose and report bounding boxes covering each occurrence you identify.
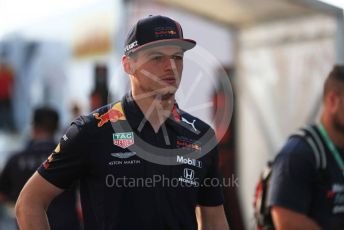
[163,57,176,71]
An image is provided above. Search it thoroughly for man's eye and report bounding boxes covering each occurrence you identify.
[172,55,183,60]
[151,56,162,61]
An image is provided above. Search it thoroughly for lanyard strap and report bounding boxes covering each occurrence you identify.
[318,123,344,175]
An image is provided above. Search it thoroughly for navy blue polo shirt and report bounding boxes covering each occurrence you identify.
[38,93,224,230]
[268,127,344,229]
[0,140,81,230]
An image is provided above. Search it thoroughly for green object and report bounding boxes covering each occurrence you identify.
[318,123,344,176]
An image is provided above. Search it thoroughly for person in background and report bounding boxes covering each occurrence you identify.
[0,62,14,131]
[0,107,81,230]
[268,65,344,229]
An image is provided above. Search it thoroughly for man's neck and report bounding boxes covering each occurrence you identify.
[131,89,175,132]
[32,129,53,141]
[321,116,344,149]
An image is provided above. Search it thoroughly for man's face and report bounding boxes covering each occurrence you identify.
[129,45,184,97]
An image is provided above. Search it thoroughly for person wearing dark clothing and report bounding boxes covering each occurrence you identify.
[15,16,228,230]
[268,66,344,230]
[0,107,81,230]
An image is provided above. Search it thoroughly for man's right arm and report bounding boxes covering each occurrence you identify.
[268,137,321,229]
[271,206,321,230]
[15,172,63,230]
[16,117,89,229]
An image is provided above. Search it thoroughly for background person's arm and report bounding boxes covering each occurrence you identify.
[15,172,63,230]
[196,205,229,230]
[272,206,321,230]
[267,137,323,229]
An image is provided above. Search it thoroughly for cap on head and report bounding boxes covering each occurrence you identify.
[124,15,196,56]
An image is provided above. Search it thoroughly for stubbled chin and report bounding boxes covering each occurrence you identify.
[156,86,178,97]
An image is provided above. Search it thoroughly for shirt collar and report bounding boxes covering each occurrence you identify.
[121,92,182,131]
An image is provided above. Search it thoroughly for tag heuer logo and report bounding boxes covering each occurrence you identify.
[113,132,134,148]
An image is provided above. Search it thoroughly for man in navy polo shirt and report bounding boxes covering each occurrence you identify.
[15,15,229,230]
[268,66,344,229]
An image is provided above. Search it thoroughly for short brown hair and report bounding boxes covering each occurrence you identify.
[324,65,344,98]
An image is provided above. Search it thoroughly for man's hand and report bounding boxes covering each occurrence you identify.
[271,206,321,230]
[196,205,229,230]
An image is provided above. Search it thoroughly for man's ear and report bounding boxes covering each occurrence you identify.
[122,55,134,75]
[327,91,340,114]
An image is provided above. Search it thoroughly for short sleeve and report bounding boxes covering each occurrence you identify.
[197,143,224,206]
[267,136,317,214]
[38,116,89,189]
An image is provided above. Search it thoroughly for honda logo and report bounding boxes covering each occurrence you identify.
[184,168,194,180]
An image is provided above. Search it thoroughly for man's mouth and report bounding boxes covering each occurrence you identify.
[162,78,176,85]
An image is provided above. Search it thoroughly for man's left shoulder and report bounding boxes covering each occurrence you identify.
[179,110,214,135]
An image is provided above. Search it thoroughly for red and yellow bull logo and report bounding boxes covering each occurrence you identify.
[42,143,61,169]
[155,30,177,36]
[54,144,60,153]
[43,153,54,169]
[93,102,126,127]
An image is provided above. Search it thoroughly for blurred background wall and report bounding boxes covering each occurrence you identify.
[0,0,343,229]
